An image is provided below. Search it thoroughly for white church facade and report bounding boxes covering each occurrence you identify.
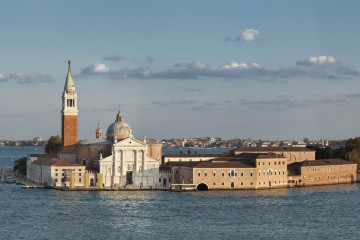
[99,137,160,187]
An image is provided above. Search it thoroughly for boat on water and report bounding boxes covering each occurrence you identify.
[5,175,15,184]
[170,184,197,192]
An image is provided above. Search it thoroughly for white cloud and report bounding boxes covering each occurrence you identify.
[93,64,110,73]
[0,73,6,83]
[81,63,110,75]
[175,61,208,69]
[236,28,259,42]
[221,62,260,69]
[297,56,338,67]
[10,73,35,84]
[78,58,358,81]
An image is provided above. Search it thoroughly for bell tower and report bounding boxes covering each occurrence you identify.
[61,61,78,151]
[96,122,102,139]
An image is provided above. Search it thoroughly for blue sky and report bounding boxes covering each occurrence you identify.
[1,0,360,140]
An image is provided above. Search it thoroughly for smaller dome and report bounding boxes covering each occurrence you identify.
[106,110,132,141]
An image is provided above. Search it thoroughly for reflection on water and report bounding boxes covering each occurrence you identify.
[1,146,360,239]
[1,184,360,239]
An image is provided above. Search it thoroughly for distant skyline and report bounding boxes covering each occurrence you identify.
[1,0,360,140]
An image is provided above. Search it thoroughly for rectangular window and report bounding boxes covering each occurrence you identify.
[55,179,58,182]
[55,173,58,177]
[222,172,224,177]
[263,162,265,165]
[259,171,261,177]
[241,182,243,186]
[198,172,201,177]
[213,172,216,177]
[204,172,207,177]
[169,178,171,183]
[258,162,260,166]
[241,172,243,177]
[159,178,161,183]
[79,178,81,182]
[79,173,82,176]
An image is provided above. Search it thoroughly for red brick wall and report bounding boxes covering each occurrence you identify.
[62,115,78,147]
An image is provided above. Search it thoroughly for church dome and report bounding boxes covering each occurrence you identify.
[106,110,132,141]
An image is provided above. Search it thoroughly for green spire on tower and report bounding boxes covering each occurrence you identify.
[64,60,75,90]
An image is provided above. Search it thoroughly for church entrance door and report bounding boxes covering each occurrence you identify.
[126,171,133,184]
[163,178,167,186]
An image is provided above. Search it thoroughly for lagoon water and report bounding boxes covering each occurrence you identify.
[1,147,360,239]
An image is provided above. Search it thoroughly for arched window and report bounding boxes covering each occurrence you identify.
[250,172,253,177]
[231,170,235,177]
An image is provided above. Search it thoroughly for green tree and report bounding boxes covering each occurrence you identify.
[13,157,27,176]
[323,146,334,159]
[45,135,62,154]
[345,148,360,170]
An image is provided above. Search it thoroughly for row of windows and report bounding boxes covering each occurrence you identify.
[173,159,203,162]
[213,182,254,186]
[307,166,355,172]
[55,169,82,172]
[258,170,285,177]
[258,181,285,185]
[159,178,172,183]
[198,170,253,178]
[55,178,81,183]
[55,173,82,177]
[258,161,286,166]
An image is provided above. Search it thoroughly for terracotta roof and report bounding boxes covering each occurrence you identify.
[163,161,202,168]
[233,147,314,152]
[51,161,84,167]
[300,159,356,167]
[257,153,285,159]
[33,158,84,167]
[162,153,231,158]
[194,161,253,169]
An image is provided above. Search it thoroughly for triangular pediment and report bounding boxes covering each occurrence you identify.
[113,136,146,147]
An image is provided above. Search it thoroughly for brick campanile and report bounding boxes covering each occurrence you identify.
[61,61,78,151]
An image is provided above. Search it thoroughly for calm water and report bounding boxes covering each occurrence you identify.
[1,147,360,239]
